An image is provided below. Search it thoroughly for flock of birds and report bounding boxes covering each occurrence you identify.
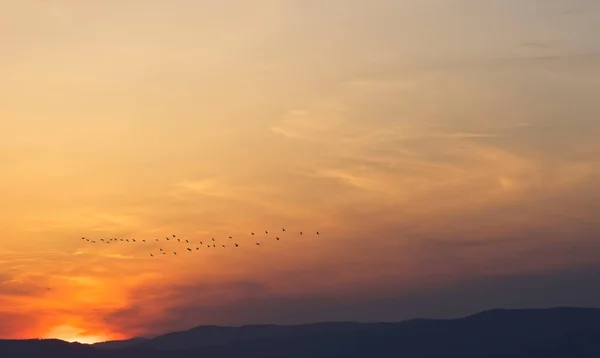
[80,228,320,257]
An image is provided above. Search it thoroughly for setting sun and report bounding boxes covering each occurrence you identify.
[44,325,110,344]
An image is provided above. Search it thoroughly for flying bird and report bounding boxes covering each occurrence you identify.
[276,237,280,241]
[235,243,239,247]
[265,230,268,234]
[251,232,255,235]
[150,254,154,257]
[282,228,286,232]
[256,242,260,246]
[300,231,303,235]
[187,248,192,252]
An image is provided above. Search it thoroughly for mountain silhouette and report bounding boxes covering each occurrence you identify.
[138,321,380,350]
[2,307,600,357]
[92,337,148,350]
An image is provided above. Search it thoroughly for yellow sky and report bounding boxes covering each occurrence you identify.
[1,0,599,342]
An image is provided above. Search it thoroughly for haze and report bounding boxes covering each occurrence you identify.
[1,0,599,343]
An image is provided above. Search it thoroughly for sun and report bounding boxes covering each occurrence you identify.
[44,325,109,344]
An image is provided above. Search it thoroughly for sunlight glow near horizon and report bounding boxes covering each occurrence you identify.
[1,0,599,340]
[43,325,112,344]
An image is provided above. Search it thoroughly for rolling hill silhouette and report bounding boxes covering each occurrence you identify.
[2,307,600,357]
[92,337,148,350]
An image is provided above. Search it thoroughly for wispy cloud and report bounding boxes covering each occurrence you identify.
[174,178,234,198]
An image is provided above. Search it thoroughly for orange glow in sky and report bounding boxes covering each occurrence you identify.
[1,0,599,341]
[43,325,111,344]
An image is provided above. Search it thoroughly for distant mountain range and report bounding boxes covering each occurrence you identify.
[2,307,600,357]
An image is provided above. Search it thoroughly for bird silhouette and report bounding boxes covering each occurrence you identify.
[143,240,146,243]
[150,254,154,257]
[187,248,192,252]
[300,231,303,235]
[100,239,104,242]
[177,239,180,243]
[276,237,280,241]
[212,237,215,241]
[282,228,286,232]
[196,247,199,250]
[186,240,189,243]
[317,231,320,235]
[265,230,268,234]
[228,236,232,239]
[173,234,176,238]
[174,252,177,255]
[256,242,260,246]
[200,241,203,245]
[235,243,239,247]
[160,248,163,252]
[251,232,255,235]
[81,237,85,240]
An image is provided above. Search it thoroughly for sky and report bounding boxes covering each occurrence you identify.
[1,0,599,343]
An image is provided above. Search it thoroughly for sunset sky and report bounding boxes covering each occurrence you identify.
[1,0,600,343]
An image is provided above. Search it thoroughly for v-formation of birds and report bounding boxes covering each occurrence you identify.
[80,228,320,257]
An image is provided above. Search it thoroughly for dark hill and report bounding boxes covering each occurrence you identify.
[92,337,148,350]
[2,307,600,358]
[139,321,382,350]
[0,339,96,358]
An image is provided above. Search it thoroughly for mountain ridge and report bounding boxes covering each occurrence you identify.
[2,307,600,357]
